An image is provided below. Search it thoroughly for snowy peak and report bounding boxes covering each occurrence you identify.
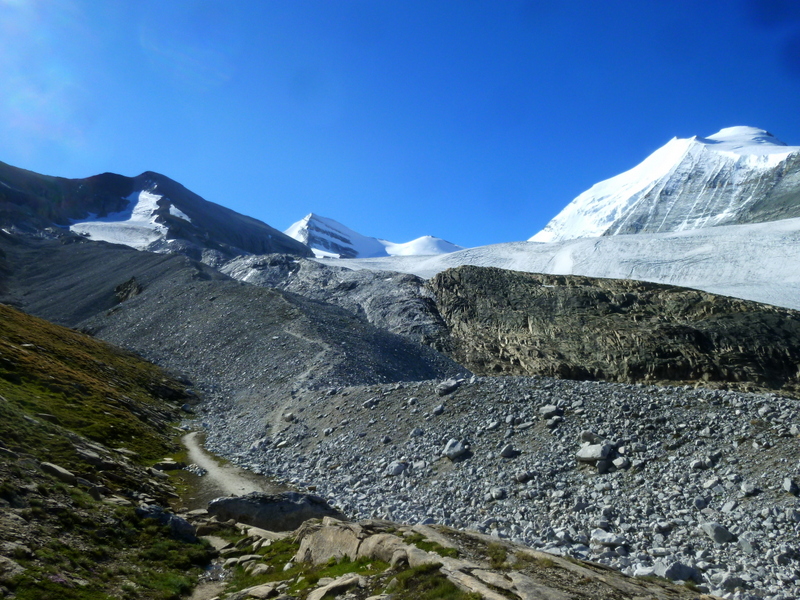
[699,126,788,153]
[285,213,463,258]
[531,126,800,243]
[285,213,387,258]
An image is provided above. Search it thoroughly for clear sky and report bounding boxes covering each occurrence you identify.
[1,0,799,248]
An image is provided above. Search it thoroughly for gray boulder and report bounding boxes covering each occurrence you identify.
[590,529,627,547]
[385,461,407,477]
[700,521,736,544]
[0,556,25,584]
[436,379,461,396]
[40,462,77,486]
[208,492,345,532]
[443,439,469,460]
[653,560,700,582]
[499,444,518,458]
[576,443,612,463]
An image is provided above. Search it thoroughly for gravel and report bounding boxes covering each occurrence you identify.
[200,375,800,599]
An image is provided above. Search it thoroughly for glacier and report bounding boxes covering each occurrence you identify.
[337,216,800,312]
[70,190,169,250]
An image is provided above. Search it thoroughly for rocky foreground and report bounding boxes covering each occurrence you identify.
[200,376,800,600]
[181,505,715,600]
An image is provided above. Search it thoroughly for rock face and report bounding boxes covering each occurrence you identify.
[285,518,708,600]
[429,265,800,395]
[207,492,345,531]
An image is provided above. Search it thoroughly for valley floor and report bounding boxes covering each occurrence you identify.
[197,375,800,600]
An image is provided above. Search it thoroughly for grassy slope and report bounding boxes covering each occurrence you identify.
[0,303,184,462]
[0,303,212,600]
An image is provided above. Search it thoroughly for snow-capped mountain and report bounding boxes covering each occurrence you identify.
[0,161,311,261]
[285,213,463,258]
[531,126,800,243]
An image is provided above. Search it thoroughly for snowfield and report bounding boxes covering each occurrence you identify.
[69,190,167,250]
[336,216,800,311]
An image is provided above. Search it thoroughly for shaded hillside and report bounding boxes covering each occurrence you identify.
[429,266,800,395]
[0,303,213,599]
[0,229,228,326]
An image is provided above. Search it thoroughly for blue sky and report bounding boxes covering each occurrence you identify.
[1,0,799,248]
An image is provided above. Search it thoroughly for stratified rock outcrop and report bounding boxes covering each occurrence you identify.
[429,265,800,395]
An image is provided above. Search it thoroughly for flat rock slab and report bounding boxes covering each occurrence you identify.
[307,574,365,600]
[40,462,77,485]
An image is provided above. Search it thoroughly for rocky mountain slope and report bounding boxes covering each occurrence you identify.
[202,373,800,600]
[285,213,463,258]
[531,126,800,243]
[0,161,311,263]
[219,253,450,348]
[428,266,800,396]
[3,149,800,598]
[0,298,728,600]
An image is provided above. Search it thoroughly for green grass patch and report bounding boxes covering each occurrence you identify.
[7,506,213,600]
[487,543,508,569]
[404,532,460,559]
[0,304,186,463]
[514,551,557,569]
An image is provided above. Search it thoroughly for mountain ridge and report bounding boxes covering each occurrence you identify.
[0,161,312,263]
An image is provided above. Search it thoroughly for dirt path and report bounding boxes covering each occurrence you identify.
[180,431,285,510]
[182,431,288,600]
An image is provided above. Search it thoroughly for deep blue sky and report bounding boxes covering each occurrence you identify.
[1,1,799,248]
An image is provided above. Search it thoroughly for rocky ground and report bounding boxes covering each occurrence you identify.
[199,376,800,600]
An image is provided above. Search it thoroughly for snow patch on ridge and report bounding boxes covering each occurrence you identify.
[69,190,167,250]
[169,204,191,222]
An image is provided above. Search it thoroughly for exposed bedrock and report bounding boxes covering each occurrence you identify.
[429,265,800,396]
